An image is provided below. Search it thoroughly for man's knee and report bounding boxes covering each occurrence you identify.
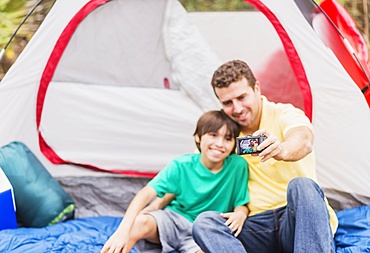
[194,211,220,225]
[288,177,316,189]
[287,177,324,201]
[193,211,220,235]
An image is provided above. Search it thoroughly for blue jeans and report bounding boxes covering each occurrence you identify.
[192,178,336,253]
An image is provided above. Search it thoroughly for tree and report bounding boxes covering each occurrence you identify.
[0,0,368,81]
[0,0,54,79]
[340,0,369,46]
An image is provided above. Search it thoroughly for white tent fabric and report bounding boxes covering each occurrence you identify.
[0,0,221,177]
[251,0,370,199]
[0,0,369,213]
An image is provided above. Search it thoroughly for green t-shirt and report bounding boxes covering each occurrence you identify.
[148,153,249,222]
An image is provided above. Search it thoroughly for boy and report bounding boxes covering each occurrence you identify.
[101,110,249,253]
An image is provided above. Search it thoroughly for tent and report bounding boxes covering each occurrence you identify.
[0,0,369,217]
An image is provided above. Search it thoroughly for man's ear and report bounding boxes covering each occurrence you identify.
[254,81,261,95]
[214,87,220,99]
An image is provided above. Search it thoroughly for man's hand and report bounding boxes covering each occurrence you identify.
[253,126,313,162]
[252,129,285,162]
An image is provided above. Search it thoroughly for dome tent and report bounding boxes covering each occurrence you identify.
[0,0,369,218]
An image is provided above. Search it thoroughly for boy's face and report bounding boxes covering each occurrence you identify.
[215,77,261,132]
[197,124,235,170]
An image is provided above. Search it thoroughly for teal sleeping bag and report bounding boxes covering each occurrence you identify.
[0,142,75,227]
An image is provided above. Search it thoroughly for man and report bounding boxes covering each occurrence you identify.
[191,60,338,253]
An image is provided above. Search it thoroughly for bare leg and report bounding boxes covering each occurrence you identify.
[125,214,160,252]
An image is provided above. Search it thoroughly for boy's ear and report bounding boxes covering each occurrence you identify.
[194,134,201,143]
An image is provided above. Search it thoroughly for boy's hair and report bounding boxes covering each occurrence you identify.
[193,110,240,152]
[211,60,257,92]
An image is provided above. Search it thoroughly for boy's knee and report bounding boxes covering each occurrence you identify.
[135,214,153,226]
[132,214,155,237]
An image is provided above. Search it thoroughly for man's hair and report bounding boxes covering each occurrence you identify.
[211,60,257,90]
[193,110,240,152]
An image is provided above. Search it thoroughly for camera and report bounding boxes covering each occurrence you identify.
[236,135,267,155]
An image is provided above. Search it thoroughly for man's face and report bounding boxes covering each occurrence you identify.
[215,77,261,131]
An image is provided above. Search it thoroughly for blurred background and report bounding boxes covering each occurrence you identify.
[0,0,369,80]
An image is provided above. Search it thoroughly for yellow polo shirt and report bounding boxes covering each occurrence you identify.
[242,96,338,234]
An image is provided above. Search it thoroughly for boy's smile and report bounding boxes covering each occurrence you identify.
[197,125,235,173]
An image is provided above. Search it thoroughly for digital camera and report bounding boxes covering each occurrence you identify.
[236,135,267,155]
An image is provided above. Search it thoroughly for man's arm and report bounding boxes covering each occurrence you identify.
[255,126,314,162]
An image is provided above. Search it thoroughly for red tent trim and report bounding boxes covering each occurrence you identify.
[246,0,313,121]
[36,0,157,177]
[319,0,370,106]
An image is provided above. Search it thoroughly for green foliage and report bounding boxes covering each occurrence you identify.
[0,0,28,45]
[0,0,28,12]
[179,0,254,11]
[336,0,346,5]
[0,0,55,79]
[179,0,369,51]
[1,0,368,80]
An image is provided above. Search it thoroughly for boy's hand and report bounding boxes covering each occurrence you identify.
[101,230,129,253]
[220,210,247,237]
